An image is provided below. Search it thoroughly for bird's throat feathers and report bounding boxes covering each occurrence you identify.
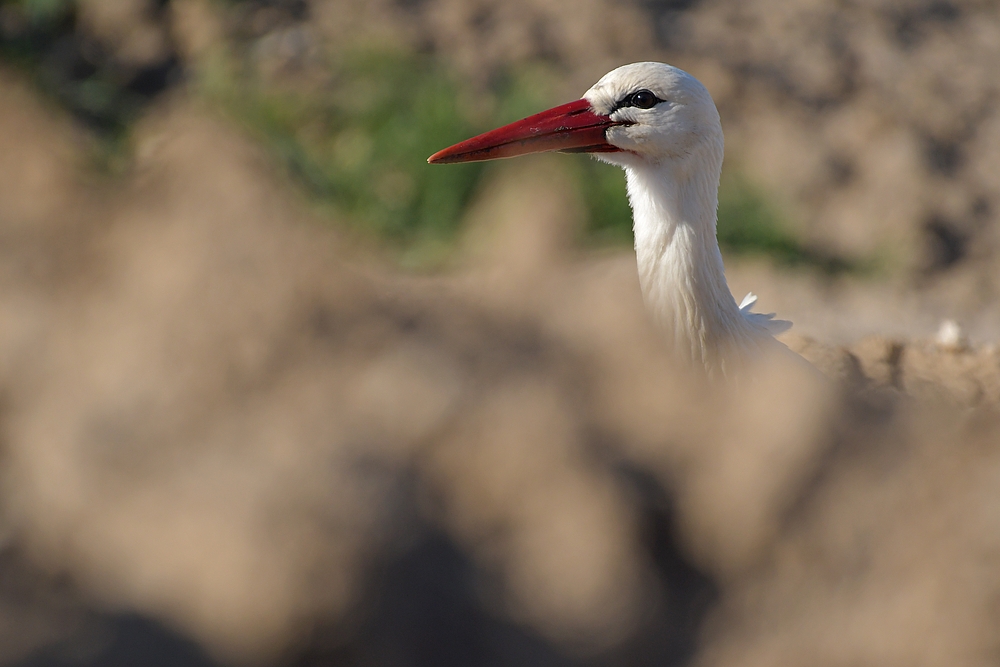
[624,157,761,373]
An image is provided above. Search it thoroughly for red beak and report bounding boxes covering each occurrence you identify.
[427,98,623,164]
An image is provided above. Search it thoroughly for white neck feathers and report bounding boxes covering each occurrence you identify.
[626,155,768,376]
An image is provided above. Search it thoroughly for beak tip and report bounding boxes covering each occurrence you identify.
[428,150,461,165]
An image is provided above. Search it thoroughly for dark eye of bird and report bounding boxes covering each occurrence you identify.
[629,90,660,109]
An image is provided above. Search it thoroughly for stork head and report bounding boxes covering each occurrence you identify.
[428,62,723,171]
[583,62,723,169]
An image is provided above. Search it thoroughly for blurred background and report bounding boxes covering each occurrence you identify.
[1,0,1000,665]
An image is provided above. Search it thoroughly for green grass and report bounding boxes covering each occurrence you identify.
[201,50,562,260]
[718,170,805,261]
[571,157,635,246]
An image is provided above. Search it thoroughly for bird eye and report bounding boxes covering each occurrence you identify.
[629,90,660,109]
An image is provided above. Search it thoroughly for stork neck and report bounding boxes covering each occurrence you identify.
[626,159,754,373]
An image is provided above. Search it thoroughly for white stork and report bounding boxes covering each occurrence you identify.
[429,62,794,378]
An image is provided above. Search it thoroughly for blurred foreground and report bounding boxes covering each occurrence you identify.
[0,61,1000,667]
[3,0,1000,665]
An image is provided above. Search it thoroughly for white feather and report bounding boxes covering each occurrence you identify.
[740,292,792,336]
